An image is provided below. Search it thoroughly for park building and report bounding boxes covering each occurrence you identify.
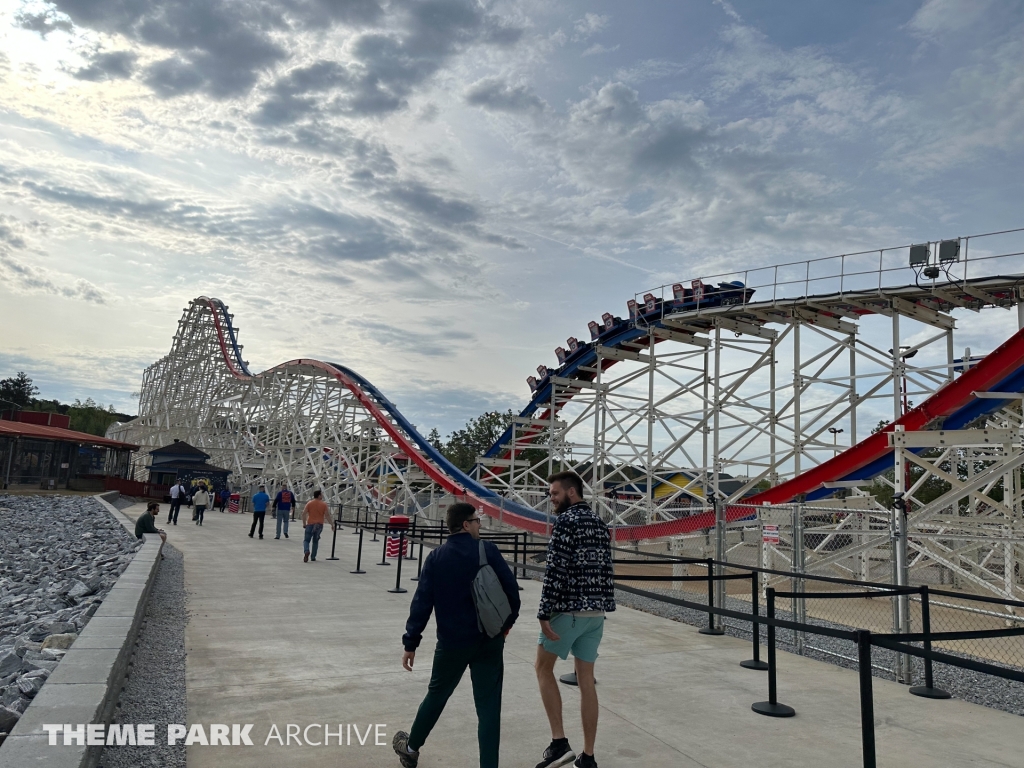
[0,410,136,492]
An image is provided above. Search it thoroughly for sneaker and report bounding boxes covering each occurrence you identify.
[284,532,289,538]
[248,533,254,538]
[259,535,263,539]
[274,536,280,539]
[310,557,316,562]
[536,739,575,768]
[573,754,597,768]
[392,730,418,767]
[304,551,309,562]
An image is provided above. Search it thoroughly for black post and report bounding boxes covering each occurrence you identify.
[698,557,724,635]
[378,524,391,566]
[857,630,877,768]
[327,519,339,561]
[389,531,408,594]
[515,533,524,590]
[350,528,366,574]
[752,588,795,717]
[351,505,360,533]
[372,510,380,541]
[406,516,418,560]
[909,585,951,699]
[741,570,769,670]
[412,530,425,582]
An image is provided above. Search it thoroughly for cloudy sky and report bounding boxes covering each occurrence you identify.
[1,0,1022,435]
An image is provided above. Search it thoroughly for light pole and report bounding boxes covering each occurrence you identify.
[828,427,844,450]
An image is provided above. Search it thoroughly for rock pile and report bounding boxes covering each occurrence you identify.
[0,495,140,741]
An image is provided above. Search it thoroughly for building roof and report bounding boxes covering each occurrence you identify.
[151,440,210,459]
[0,420,139,450]
[147,460,232,474]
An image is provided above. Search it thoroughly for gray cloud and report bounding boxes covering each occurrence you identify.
[73,50,138,82]
[251,0,524,121]
[0,252,106,304]
[16,10,73,37]
[346,317,475,357]
[464,77,546,114]
[49,0,290,98]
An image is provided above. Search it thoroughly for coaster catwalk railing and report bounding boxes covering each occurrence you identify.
[331,504,1024,768]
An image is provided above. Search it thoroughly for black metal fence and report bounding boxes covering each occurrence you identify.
[330,504,1024,768]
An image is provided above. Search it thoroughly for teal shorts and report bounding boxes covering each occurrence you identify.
[538,614,605,663]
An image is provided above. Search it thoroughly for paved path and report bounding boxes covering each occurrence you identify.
[122,504,1021,768]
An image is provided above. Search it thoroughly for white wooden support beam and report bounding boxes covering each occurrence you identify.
[794,308,859,334]
[805,301,861,321]
[714,316,776,340]
[551,375,608,390]
[844,297,893,317]
[891,296,955,330]
[887,428,1018,448]
[960,283,1004,306]
[650,326,710,347]
[594,345,651,364]
[930,287,976,311]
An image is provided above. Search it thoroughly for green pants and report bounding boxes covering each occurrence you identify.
[409,634,504,768]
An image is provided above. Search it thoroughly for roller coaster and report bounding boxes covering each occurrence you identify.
[110,227,1024,603]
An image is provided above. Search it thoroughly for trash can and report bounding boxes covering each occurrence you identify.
[386,515,409,558]
[229,493,240,513]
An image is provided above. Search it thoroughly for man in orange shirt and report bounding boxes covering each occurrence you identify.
[301,489,334,563]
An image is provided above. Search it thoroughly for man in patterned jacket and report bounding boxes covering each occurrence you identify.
[534,471,615,768]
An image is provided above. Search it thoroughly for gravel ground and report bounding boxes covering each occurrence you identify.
[98,543,187,768]
[616,586,1024,717]
[0,494,140,739]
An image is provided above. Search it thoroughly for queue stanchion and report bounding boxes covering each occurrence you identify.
[350,528,366,574]
[741,569,769,670]
[751,587,795,717]
[411,530,425,582]
[327,520,339,561]
[378,524,391,566]
[406,516,418,561]
[389,531,408,594]
[698,557,724,635]
[515,533,524,590]
[857,630,877,768]
[351,506,361,534]
[909,585,951,699]
[372,510,380,541]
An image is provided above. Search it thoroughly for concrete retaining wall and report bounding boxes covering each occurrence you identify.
[0,493,163,768]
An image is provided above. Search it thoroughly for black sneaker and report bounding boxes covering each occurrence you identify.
[536,739,575,768]
[392,730,418,767]
[574,753,597,768]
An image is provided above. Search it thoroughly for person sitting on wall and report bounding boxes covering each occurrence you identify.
[135,501,167,545]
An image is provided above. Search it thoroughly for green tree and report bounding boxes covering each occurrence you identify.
[67,398,127,437]
[440,410,516,472]
[0,371,38,409]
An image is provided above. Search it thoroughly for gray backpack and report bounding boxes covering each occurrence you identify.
[472,540,512,638]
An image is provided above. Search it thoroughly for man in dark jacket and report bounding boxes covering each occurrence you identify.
[134,502,167,544]
[534,471,615,768]
[393,503,521,768]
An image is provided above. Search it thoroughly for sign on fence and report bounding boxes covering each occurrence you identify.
[762,524,780,544]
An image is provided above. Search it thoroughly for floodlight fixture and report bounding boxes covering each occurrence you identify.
[909,243,930,267]
[939,239,960,263]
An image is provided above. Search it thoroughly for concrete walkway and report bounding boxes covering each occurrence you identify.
[120,504,1021,768]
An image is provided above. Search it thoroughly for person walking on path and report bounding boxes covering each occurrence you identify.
[392,503,521,768]
[300,490,334,562]
[192,486,210,526]
[273,487,296,539]
[168,481,185,525]
[135,502,167,544]
[533,471,615,768]
[249,485,270,538]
